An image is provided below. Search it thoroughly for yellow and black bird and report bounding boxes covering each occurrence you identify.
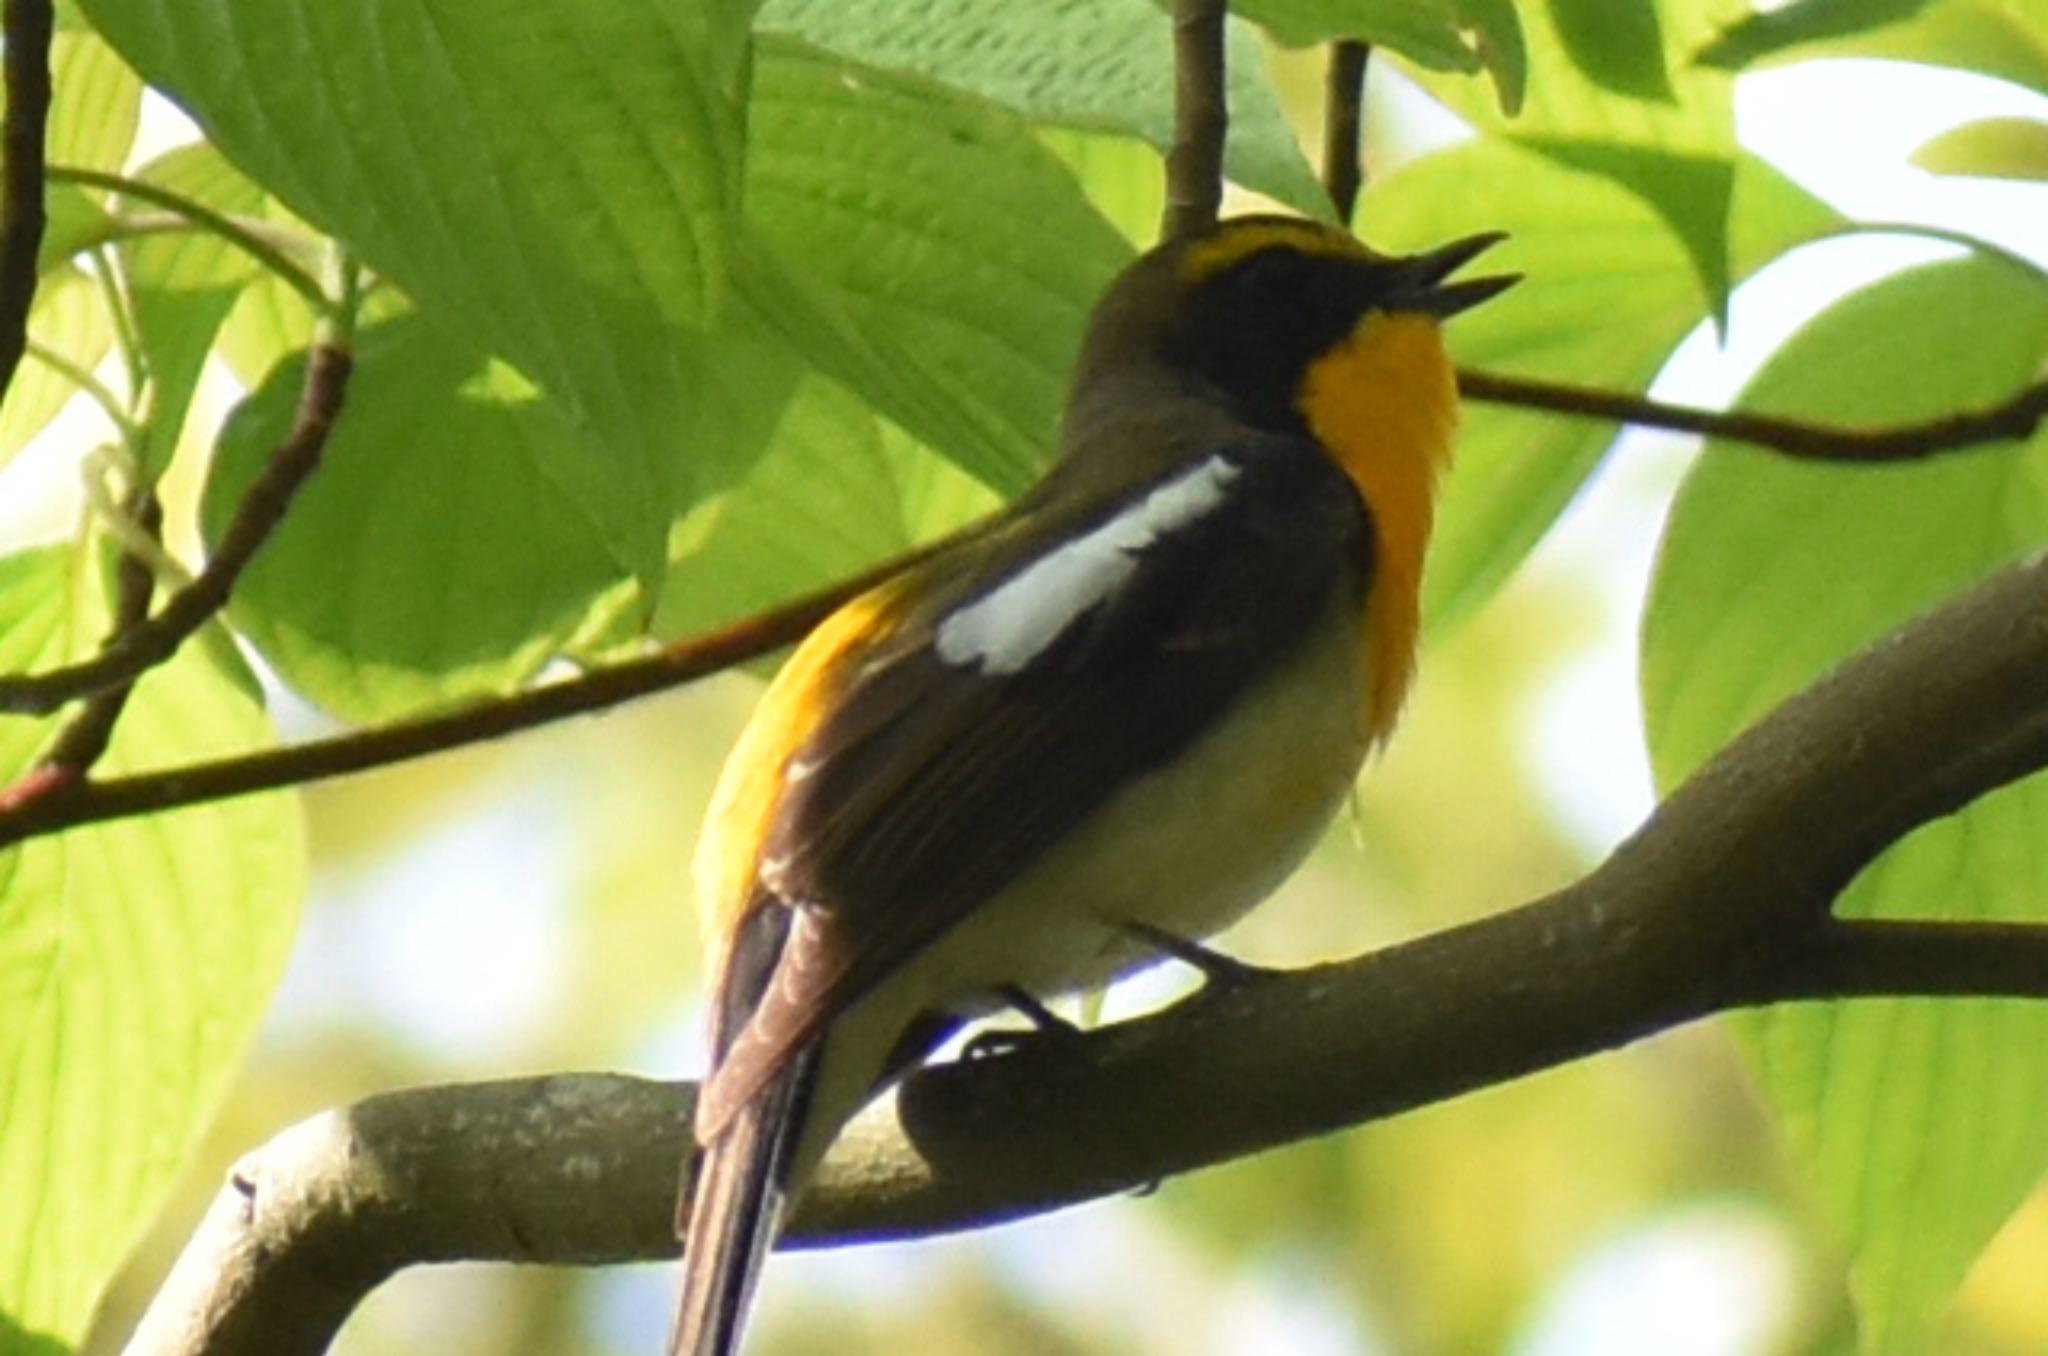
[671,214,1514,1356]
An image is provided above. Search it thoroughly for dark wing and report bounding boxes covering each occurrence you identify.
[703,437,1370,1123]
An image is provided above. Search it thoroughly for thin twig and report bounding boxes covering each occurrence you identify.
[1460,367,2048,462]
[0,553,914,848]
[47,164,329,313]
[0,0,54,398]
[0,344,353,716]
[1162,0,1227,240]
[1322,40,1370,223]
[38,489,164,773]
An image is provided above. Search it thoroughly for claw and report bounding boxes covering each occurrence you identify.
[1123,922,1272,991]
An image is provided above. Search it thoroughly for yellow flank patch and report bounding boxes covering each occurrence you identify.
[1179,218,1363,284]
[692,573,918,964]
[1296,310,1458,742]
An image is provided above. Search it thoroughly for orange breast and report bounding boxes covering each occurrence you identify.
[1295,310,1458,741]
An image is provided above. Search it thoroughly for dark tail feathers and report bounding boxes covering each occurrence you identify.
[668,1047,818,1356]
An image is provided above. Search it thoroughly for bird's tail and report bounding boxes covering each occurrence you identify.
[668,1045,819,1356]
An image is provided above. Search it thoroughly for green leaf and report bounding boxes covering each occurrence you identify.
[1039,129,1165,248]
[202,314,673,720]
[1549,0,1675,101]
[121,143,268,479]
[1523,142,1736,326]
[654,375,910,639]
[1450,0,1530,115]
[742,38,1133,495]
[0,266,113,471]
[0,546,305,1348]
[79,0,761,574]
[1697,0,2048,96]
[47,26,142,174]
[1359,142,1840,630]
[1229,0,1480,72]
[1418,1,1739,318]
[1641,257,2048,1355]
[756,0,1328,212]
[1910,116,2048,182]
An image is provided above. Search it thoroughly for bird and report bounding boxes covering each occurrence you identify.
[670,213,1515,1356]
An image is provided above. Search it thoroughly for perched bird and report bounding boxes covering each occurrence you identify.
[672,213,1514,1356]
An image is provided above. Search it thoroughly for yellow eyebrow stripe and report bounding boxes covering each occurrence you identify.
[1179,219,1365,284]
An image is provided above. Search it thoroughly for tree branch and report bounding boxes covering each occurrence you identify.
[0,343,353,718]
[1161,0,1226,239]
[1322,40,1369,223]
[0,0,54,399]
[1458,367,2048,462]
[119,546,2048,1356]
[35,488,164,777]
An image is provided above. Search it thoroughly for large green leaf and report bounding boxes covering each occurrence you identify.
[0,267,113,472]
[78,0,760,576]
[653,374,910,640]
[0,546,304,1348]
[1698,0,2048,97]
[756,0,1328,213]
[200,312,724,720]
[1216,0,1480,72]
[1359,142,1839,631]
[743,38,1132,496]
[1641,257,2048,1354]
[121,143,269,479]
[1420,0,1740,320]
[47,25,142,174]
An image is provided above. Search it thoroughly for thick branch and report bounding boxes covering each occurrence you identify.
[0,344,352,717]
[0,0,53,397]
[121,547,2048,1356]
[1459,367,2048,462]
[1161,0,1226,239]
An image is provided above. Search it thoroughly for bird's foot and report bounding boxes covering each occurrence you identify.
[962,985,1081,1061]
[1123,921,1274,993]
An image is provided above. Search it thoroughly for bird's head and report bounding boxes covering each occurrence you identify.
[1071,214,1516,437]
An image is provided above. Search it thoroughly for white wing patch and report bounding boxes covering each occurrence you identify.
[935,456,1243,675]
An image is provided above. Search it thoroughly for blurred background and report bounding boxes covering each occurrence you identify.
[30,35,2047,1356]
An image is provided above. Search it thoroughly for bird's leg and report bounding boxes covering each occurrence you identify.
[1122,921,1275,991]
[962,985,1082,1061]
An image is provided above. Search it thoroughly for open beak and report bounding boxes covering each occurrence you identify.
[1390,230,1519,317]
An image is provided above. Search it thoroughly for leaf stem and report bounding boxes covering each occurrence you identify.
[48,164,331,313]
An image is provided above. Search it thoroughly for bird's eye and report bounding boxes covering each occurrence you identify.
[1228,248,1303,300]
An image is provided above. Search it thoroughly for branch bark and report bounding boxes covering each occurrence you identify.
[1162,0,1226,239]
[121,546,2048,1356]
[1322,40,1369,223]
[0,0,54,398]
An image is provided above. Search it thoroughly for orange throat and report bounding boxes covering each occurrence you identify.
[1296,310,1458,742]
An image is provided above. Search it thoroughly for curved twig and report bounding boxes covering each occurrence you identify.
[0,343,352,719]
[1459,367,2048,462]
